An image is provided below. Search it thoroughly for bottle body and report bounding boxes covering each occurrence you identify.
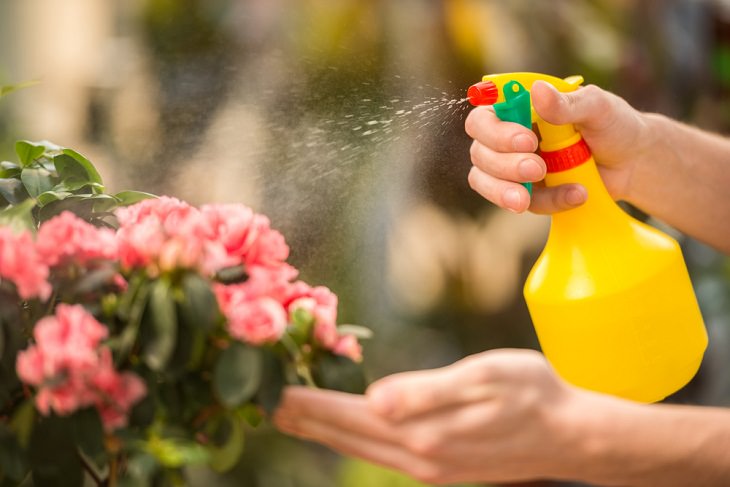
[524,158,707,402]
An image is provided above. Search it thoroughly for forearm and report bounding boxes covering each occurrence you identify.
[560,390,730,486]
[627,113,730,254]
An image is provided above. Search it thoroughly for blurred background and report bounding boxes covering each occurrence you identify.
[2,0,730,486]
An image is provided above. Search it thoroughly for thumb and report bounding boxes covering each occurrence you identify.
[531,81,614,131]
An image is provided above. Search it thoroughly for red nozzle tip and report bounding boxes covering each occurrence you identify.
[467,81,499,106]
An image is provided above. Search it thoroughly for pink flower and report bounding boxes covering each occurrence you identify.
[215,284,287,345]
[228,298,288,345]
[333,334,363,363]
[35,212,117,267]
[0,227,51,300]
[201,204,255,257]
[285,282,339,347]
[115,197,234,276]
[15,346,45,387]
[25,304,108,380]
[115,216,165,270]
[284,281,363,360]
[116,199,295,278]
[16,304,146,430]
[90,349,147,431]
[34,376,96,416]
[115,196,192,228]
[201,204,290,269]
[313,321,339,350]
[212,265,297,318]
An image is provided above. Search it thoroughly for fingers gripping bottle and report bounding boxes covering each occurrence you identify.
[468,73,707,402]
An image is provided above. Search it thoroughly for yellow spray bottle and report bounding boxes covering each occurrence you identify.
[467,73,707,402]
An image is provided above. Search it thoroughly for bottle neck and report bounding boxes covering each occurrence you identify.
[544,157,631,238]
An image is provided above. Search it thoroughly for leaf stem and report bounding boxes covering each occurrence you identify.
[279,334,318,388]
[77,448,104,486]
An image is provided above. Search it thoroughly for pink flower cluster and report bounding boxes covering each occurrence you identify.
[115,198,361,361]
[9,196,362,430]
[215,279,362,362]
[287,282,363,362]
[35,211,117,267]
[0,211,121,300]
[0,227,51,300]
[16,304,146,431]
[115,198,295,279]
[116,197,231,276]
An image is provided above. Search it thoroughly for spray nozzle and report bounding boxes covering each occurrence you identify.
[467,73,589,180]
[467,81,499,106]
[467,73,584,146]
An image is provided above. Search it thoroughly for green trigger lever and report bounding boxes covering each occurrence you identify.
[493,81,533,196]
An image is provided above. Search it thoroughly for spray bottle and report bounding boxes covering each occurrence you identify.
[467,73,707,402]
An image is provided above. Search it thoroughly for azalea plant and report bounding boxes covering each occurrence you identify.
[0,140,368,486]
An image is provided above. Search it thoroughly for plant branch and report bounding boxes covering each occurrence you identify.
[77,448,104,486]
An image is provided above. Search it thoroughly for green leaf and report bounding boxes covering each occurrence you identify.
[29,417,83,487]
[70,408,105,459]
[214,343,263,408]
[53,152,102,187]
[20,167,54,198]
[9,400,35,449]
[112,275,150,364]
[291,308,315,329]
[178,273,219,331]
[0,199,37,234]
[0,306,25,371]
[236,403,263,428]
[0,178,27,205]
[90,193,119,213]
[54,180,104,193]
[128,392,156,429]
[36,190,72,207]
[336,324,374,340]
[165,312,196,379]
[214,265,248,285]
[36,193,118,223]
[288,308,315,344]
[59,149,102,184]
[145,436,210,468]
[207,414,245,473]
[142,279,178,371]
[114,190,156,206]
[255,349,286,416]
[14,140,45,167]
[185,327,207,371]
[37,195,96,222]
[71,265,117,295]
[0,161,21,179]
[0,424,29,482]
[312,352,368,395]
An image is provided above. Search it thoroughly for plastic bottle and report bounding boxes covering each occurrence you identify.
[467,73,707,402]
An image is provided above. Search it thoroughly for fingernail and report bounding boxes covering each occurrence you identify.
[518,159,544,181]
[512,134,536,152]
[566,187,586,206]
[503,188,522,212]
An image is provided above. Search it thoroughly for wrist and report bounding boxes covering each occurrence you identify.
[546,387,639,485]
[622,112,673,207]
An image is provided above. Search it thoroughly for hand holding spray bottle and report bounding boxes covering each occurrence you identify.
[467,73,707,402]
